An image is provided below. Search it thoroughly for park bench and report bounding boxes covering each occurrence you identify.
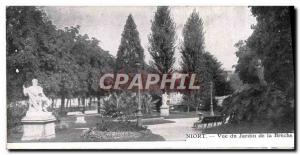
[193,113,225,129]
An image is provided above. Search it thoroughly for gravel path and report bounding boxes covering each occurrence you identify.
[146,117,202,141]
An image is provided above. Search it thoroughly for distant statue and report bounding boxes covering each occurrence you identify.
[160,92,170,116]
[161,92,169,107]
[255,59,267,86]
[23,79,51,114]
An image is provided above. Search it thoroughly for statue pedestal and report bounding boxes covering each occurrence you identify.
[75,112,86,124]
[160,104,169,117]
[21,112,56,141]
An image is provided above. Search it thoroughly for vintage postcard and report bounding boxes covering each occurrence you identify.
[6,6,295,150]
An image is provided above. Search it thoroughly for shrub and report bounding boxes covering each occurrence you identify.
[7,101,28,129]
[222,84,294,127]
[102,92,138,120]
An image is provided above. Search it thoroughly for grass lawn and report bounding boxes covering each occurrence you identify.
[7,114,166,142]
[8,111,205,142]
[143,119,175,125]
[203,122,294,134]
[165,110,218,119]
[131,111,205,120]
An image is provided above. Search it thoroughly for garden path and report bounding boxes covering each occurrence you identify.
[146,117,201,141]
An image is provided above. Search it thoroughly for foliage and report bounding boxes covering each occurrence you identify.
[180,11,232,110]
[6,6,115,114]
[148,6,176,74]
[7,102,28,129]
[102,92,138,119]
[102,92,159,119]
[234,40,260,84]
[249,7,294,92]
[235,7,294,92]
[225,7,294,127]
[116,14,145,72]
[181,10,205,73]
[141,93,159,114]
[228,73,243,91]
[222,84,294,126]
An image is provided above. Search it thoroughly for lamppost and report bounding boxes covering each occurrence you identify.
[210,81,214,116]
[135,62,143,127]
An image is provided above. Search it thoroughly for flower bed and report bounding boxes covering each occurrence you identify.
[81,119,163,141]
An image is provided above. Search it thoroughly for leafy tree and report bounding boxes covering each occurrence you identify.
[234,40,260,84]
[223,7,294,128]
[116,14,145,73]
[181,10,205,73]
[52,27,80,114]
[6,6,115,116]
[148,6,176,74]
[6,6,57,102]
[248,7,294,93]
[180,11,231,111]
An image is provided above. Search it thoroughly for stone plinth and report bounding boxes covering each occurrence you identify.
[160,105,169,117]
[21,112,56,141]
[75,112,86,124]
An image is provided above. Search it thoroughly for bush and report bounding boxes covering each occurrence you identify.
[103,92,138,120]
[222,84,294,127]
[7,102,28,129]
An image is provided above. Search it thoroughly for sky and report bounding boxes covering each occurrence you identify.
[43,6,257,71]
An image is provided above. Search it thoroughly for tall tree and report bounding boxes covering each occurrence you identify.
[148,6,176,74]
[180,11,205,111]
[181,10,205,73]
[116,14,145,72]
[6,7,115,116]
[248,7,294,92]
[180,11,231,111]
[6,6,59,101]
[47,26,80,114]
[223,7,294,126]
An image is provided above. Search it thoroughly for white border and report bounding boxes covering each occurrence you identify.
[1,0,299,153]
[7,133,295,150]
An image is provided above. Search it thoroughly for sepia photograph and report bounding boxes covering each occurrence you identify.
[5,5,295,150]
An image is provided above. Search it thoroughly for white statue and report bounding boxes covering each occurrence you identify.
[21,79,56,141]
[161,92,169,107]
[255,59,267,86]
[23,79,51,115]
[160,91,170,116]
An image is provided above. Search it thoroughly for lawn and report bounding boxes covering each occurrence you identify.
[165,110,219,119]
[7,114,166,142]
[128,111,201,119]
[7,111,205,142]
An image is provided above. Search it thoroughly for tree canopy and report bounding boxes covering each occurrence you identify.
[7,6,115,109]
[180,11,232,110]
[148,6,176,74]
[223,7,294,127]
[116,14,145,73]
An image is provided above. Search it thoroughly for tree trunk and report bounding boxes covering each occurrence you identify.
[60,96,65,114]
[82,97,86,113]
[97,96,101,114]
[51,98,54,109]
[77,98,80,108]
[89,97,92,110]
[187,105,190,113]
